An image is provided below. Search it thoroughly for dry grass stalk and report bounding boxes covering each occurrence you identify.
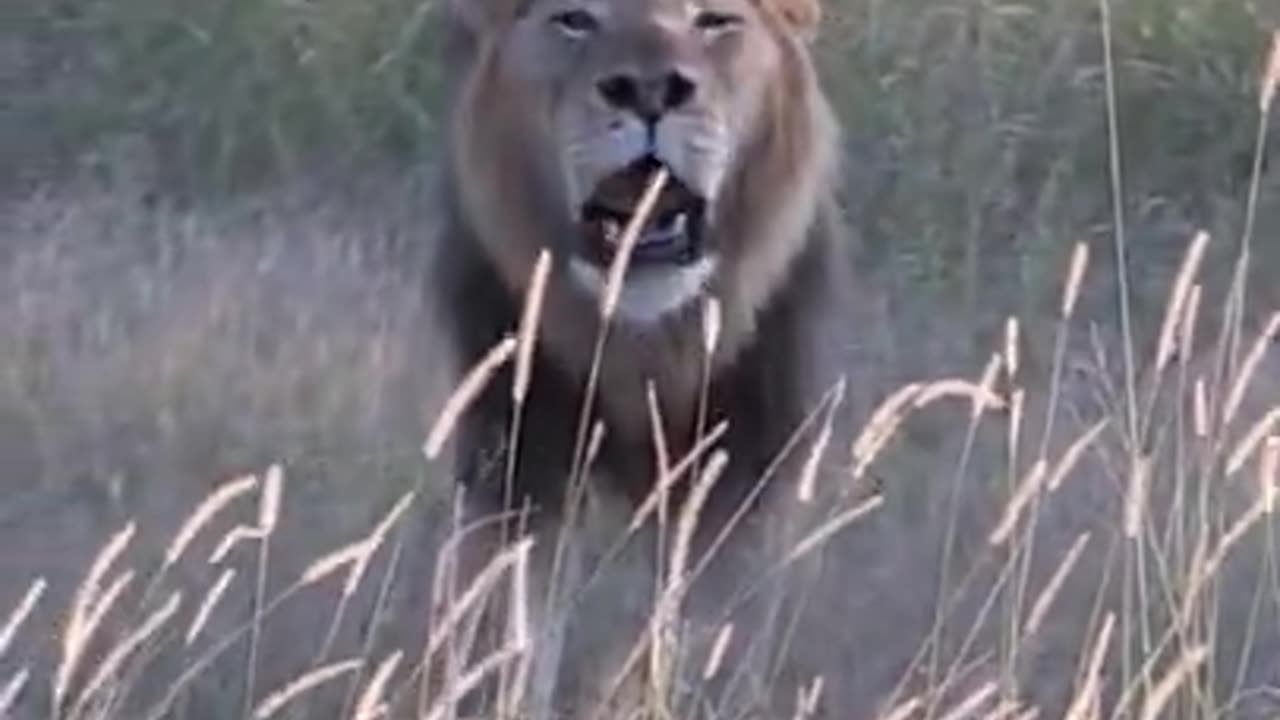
[987,700,1027,720]
[424,335,519,460]
[1188,490,1270,602]
[989,459,1048,546]
[258,464,284,534]
[1181,535,1212,622]
[912,378,1005,414]
[509,534,531,650]
[420,537,534,667]
[1046,419,1110,492]
[877,697,922,720]
[424,645,525,720]
[647,452,730,693]
[1022,532,1091,640]
[668,449,729,589]
[364,490,417,555]
[1261,30,1280,111]
[422,506,523,633]
[585,417,608,468]
[646,380,672,474]
[1061,241,1091,319]
[1178,283,1202,362]
[0,668,28,717]
[513,249,552,404]
[601,168,669,320]
[164,474,259,567]
[852,383,925,480]
[780,494,885,568]
[973,353,1005,420]
[208,525,267,564]
[628,419,729,531]
[936,680,996,720]
[82,522,137,598]
[185,568,236,646]
[70,591,182,716]
[1261,436,1279,514]
[1227,406,1280,474]
[352,649,404,720]
[792,675,825,719]
[1123,453,1152,539]
[1136,645,1208,720]
[295,491,413,600]
[1193,377,1209,438]
[703,295,722,357]
[1155,230,1210,372]
[251,658,362,719]
[328,491,416,598]
[56,569,135,706]
[1182,489,1274,620]
[609,452,731,710]
[798,378,845,503]
[1223,310,1280,423]
[300,544,367,590]
[701,622,734,680]
[1004,318,1020,379]
[1008,388,1025,458]
[997,702,1041,720]
[1062,612,1115,720]
[64,521,136,664]
[0,577,46,659]
[73,571,134,651]
[499,593,532,720]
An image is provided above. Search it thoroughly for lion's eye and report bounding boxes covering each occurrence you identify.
[694,10,744,33]
[549,9,599,38]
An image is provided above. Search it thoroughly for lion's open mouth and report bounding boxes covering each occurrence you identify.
[578,156,707,267]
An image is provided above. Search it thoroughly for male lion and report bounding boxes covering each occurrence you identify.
[430,0,856,715]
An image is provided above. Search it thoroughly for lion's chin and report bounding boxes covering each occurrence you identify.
[568,254,718,325]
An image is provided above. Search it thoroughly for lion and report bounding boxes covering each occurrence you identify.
[428,0,857,715]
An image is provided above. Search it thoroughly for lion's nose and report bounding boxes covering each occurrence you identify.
[596,69,697,122]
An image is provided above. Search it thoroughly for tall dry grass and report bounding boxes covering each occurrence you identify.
[3,138,1277,720]
[2,3,1280,720]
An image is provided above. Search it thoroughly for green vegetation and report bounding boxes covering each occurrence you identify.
[8,0,446,194]
[8,0,1273,304]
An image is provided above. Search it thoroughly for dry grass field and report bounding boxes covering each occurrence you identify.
[3,0,1280,718]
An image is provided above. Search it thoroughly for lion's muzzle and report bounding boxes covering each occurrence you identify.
[561,100,729,323]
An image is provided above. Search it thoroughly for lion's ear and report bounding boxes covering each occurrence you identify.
[444,0,514,33]
[768,0,822,39]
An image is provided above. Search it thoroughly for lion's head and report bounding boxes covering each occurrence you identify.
[441,0,839,332]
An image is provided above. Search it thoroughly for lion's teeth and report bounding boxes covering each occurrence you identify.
[602,211,689,249]
[670,213,688,235]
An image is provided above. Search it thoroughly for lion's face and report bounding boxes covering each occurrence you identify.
[447,0,832,326]
[520,0,779,321]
